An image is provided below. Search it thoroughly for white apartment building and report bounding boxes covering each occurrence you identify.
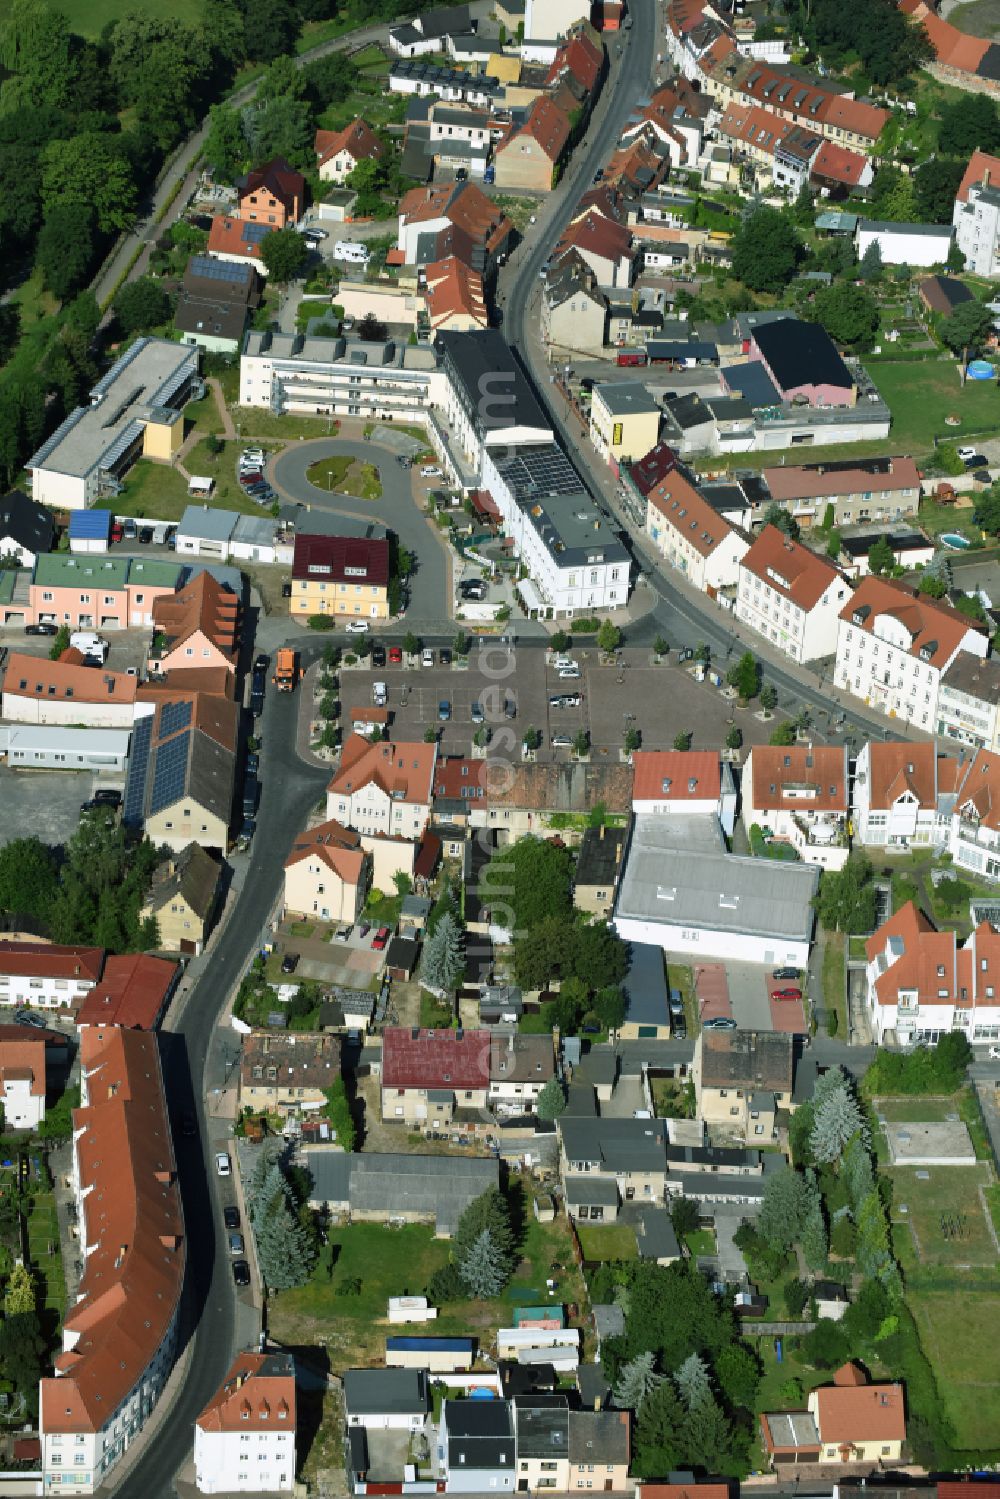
[645,468,748,593]
[325,736,436,840]
[0,1036,46,1129]
[950,748,1000,881]
[953,150,1000,278]
[832,575,988,729]
[239,330,442,419]
[40,1028,184,1494]
[482,444,631,617]
[0,942,104,1011]
[742,744,850,871]
[852,740,956,851]
[631,750,738,837]
[194,1352,296,1494]
[436,330,552,473]
[865,899,1000,1045]
[936,653,1000,751]
[736,524,849,664]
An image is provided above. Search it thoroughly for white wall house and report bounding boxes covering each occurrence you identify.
[194,1353,296,1494]
[950,748,1000,882]
[832,575,988,730]
[855,219,953,268]
[0,1037,46,1129]
[735,524,849,663]
[0,942,103,1010]
[325,737,436,840]
[645,469,748,593]
[864,899,1000,1046]
[852,740,955,851]
[631,750,738,838]
[936,653,1000,752]
[742,744,850,871]
[239,330,442,420]
[953,151,1000,278]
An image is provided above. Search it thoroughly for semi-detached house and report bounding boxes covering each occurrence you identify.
[852,740,958,851]
[283,817,369,924]
[326,735,437,840]
[381,1026,491,1125]
[742,744,850,871]
[735,524,849,663]
[0,942,103,1011]
[760,456,921,531]
[645,467,749,593]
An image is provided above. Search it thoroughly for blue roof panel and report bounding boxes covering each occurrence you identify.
[69,510,112,538]
[386,1337,474,1352]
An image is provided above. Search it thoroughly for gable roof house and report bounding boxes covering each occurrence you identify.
[148,571,240,678]
[423,256,489,332]
[632,749,737,835]
[697,1028,794,1142]
[74,953,179,1030]
[283,817,370,926]
[326,735,437,841]
[480,762,633,844]
[441,1399,515,1489]
[397,181,514,273]
[343,1368,430,1430]
[949,747,1000,882]
[175,254,261,356]
[237,157,305,228]
[937,653,1000,754]
[852,740,959,851]
[487,1032,555,1114]
[742,744,850,871]
[240,1030,342,1114]
[0,941,104,1012]
[0,489,54,569]
[554,208,635,288]
[833,574,989,730]
[194,1351,296,1495]
[736,524,849,663]
[644,467,749,594]
[495,97,572,191]
[139,842,222,956]
[305,1148,498,1235]
[759,455,921,531]
[39,1027,184,1497]
[314,119,386,184]
[1,650,138,729]
[381,1026,491,1125]
[761,1365,905,1467]
[539,252,608,355]
[123,693,238,853]
[0,1034,47,1129]
[748,318,856,408]
[207,215,276,271]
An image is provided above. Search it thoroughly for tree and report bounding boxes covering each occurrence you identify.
[725,724,743,751]
[868,535,895,576]
[762,502,800,541]
[954,592,987,623]
[259,226,307,285]
[727,651,760,701]
[732,206,800,293]
[41,133,137,233]
[37,204,95,302]
[715,1342,760,1412]
[681,1393,737,1472]
[597,618,621,653]
[801,1189,828,1271]
[453,1188,515,1274]
[624,725,641,755]
[760,683,778,714]
[914,157,967,224]
[49,815,159,952]
[673,730,692,752]
[675,1351,712,1410]
[792,181,814,227]
[784,1277,810,1316]
[633,1378,685,1477]
[255,1181,317,1290]
[203,104,247,181]
[940,299,995,356]
[759,1166,811,1253]
[419,910,464,993]
[670,1196,700,1240]
[810,1083,867,1164]
[811,281,879,349]
[322,1077,355,1150]
[482,836,572,932]
[938,92,1000,157]
[402,631,421,656]
[801,1318,851,1368]
[593,984,626,1030]
[815,851,875,933]
[535,1075,566,1120]
[572,729,589,758]
[114,277,172,337]
[875,172,919,223]
[0,836,59,919]
[858,238,883,283]
[769,720,796,746]
[253,95,314,170]
[458,1229,507,1297]
[243,0,300,60]
[3,1264,35,1318]
[614,1350,663,1411]
[0,1310,44,1394]
[653,634,669,657]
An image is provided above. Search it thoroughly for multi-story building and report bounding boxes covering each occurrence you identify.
[396,182,514,273]
[441,1399,516,1492]
[283,817,369,924]
[381,1027,491,1125]
[237,157,305,228]
[194,1352,296,1494]
[742,745,850,870]
[30,554,129,632]
[140,844,222,957]
[40,1027,184,1494]
[953,149,1000,277]
[148,571,240,677]
[27,339,199,511]
[936,653,1000,750]
[702,52,889,153]
[644,468,749,593]
[239,1031,342,1114]
[326,735,437,840]
[514,1396,571,1492]
[950,748,1000,881]
[567,1410,630,1492]
[487,1033,555,1116]
[590,383,662,466]
[696,1029,794,1142]
[1,651,138,729]
[0,941,103,1011]
[852,740,957,851]
[314,119,386,183]
[759,456,921,530]
[289,535,390,623]
[437,330,552,473]
[124,693,238,854]
[735,525,849,663]
[865,899,1000,1046]
[631,750,738,835]
[239,331,441,420]
[0,1034,46,1129]
[833,575,988,729]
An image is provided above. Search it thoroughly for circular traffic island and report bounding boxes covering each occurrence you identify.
[305,454,383,499]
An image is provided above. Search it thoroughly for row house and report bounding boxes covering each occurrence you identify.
[512,1399,630,1493]
[148,571,239,678]
[703,52,889,153]
[759,456,921,531]
[195,1353,296,1494]
[832,574,988,730]
[631,749,738,835]
[742,745,850,871]
[326,735,437,842]
[380,1027,555,1124]
[852,740,958,851]
[696,1029,795,1144]
[239,1031,342,1115]
[645,466,749,593]
[0,942,103,1011]
[735,524,849,664]
[1,651,138,729]
[936,653,1000,752]
[950,748,1000,882]
[865,899,1000,1046]
[953,149,1000,278]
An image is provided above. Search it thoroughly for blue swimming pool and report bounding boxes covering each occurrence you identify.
[941,533,972,549]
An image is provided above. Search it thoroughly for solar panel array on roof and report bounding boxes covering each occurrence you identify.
[495,445,581,499]
[68,510,112,538]
[242,223,272,246]
[160,700,193,740]
[123,715,153,826]
[150,731,190,815]
[189,254,253,284]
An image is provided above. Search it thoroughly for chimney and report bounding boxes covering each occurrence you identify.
[986,168,991,188]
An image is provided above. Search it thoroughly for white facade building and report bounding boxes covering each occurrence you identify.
[325,737,436,840]
[855,219,953,268]
[631,750,738,837]
[0,725,130,773]
[936,653,1000,751]
[436,330,552,474]
[0,1036,46,1129]
[953,151,1000,278]
[644,468,749,593]
[736,524,849,664]
[524,0,592,39]
[950,748,1000,882]
[741,744,850,871]
[833,575,988,730]
[0,942,103,1011]
[194,1353,296,1494]
[852,740,956,851]
[865,899,1000,1046]
[239,330,442,420]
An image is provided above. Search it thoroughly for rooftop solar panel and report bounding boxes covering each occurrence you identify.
[150,730,190,816]
[189,254,253,283]
[123,715,153,826]
[242,223,272,246]
[160,699,194,739]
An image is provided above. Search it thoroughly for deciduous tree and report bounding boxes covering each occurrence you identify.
[732,206,800,293]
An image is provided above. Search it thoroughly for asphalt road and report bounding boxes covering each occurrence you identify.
[115,676,327,1499]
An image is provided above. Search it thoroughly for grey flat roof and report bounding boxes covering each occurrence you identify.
[565,1174,620,1207]
[940,652,1000,706]
[437,330,550,435]
[595,380,660,416]
[615,814,819,941]
[178,505,239,543]
[520,489,630,569]
[672,1170,768,1200]
[560,1115,668,1174]
[622,941,668,1028]
[231,513,277,547]
[305,1149,498,1234]
[244,329,437,371]
[344,1368,429,1417]
[29,338,198,481]
[859,219,952,238]
[635,1206,680,1260]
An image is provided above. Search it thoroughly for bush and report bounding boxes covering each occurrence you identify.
[427,1261,466,1303]
[308,614,336,631]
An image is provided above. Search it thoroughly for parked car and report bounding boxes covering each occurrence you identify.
[229,1232,246,1256]
[232,1260,251,1287]
[236,816,255,851]
[438,699,452,721]
[772,987,802,1001]
[388,646,403,664]
[334,926,352,942]
[421,647,435,666]
[773,966,799,980]
[372,644,386,667]
[13,1010,48,1030]
[439,647,452,666]
[245,750,259,777]
[254,654,269,672]
[551,734,573,748]
[504,696,516,719]
[958,446,978,462]
[964,453,989,470]
[280,952,299,974]
[702,1016,737,1030]
[372,926,390,951]
[179,1111,197,1138]
[420,465,442,478]
[138,526,154,544]
[216,1152,231,1177]
[552,656,577,671]
[471,700,485,723]
[558,666,582,680]
[373,681,388,707]
[346,620,369,634]
[673,1017,688,1039]
[223,1205,241,1230]
[24,622,58,636]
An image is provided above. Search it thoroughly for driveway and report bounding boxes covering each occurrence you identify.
[271,438,452,629]
[725,962,776,1032]
[0,766,91,851]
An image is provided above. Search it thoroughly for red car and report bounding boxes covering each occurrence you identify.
[388,646,403,664]
[372,926,390,951]
[772,987,802,1001]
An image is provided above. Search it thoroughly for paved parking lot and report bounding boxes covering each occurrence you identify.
[693,960,787,1033]
[0,627,151,675]
[272,918,384,985]
[0,766,90,850]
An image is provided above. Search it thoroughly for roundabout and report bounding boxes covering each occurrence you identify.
[305,453,383,499]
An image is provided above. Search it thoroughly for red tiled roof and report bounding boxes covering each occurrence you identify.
[382,1026,491,1090]
[328,735,436,807]
[812,1381,905,1444]
[740,524,844,611]
[284,817,366,885]
[955,747,1000,833]
[839,574,982,670]
[414,829,441,880]
[314,119,385,169]
[517,96,571,161]
[197,1352,295,1434]
[863,741,945,812]
[641,1486,730,1499]
[424,256,488,328]
[956,148,1000,204]
[75,954,179,1030]
[557,208,632,265]
[0,941,103,983]
[762,458,919,503]
[40,1027,183,1435]
[750,744,848,813]
[546,32,602,92]
[151,571,239,659]
[3,652,137,707]
[899,0,990,71]
[811,139,869,187]
[207,216,271,263]
[0,1038,45,1096]
[239,157,305,217]
[292,533,389,585]
[632,750,721,803]
[434,755,488,800]
[647,468,736,559]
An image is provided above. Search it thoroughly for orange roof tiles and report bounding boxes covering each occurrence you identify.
[40,1027,183,1435]
[151,571,239,660]
[197,1352,296,1434]
[314,119,385,169]
[285,817,367,886]
[75,954,179,1030]
[0,1037,45,1097]
[0,941,104,983]
[557,207,632,265]
[328,735,437,807]
[868,897,1000,1011]
[207,216,270,263]
[750,744,848,813]
[518,96,572,161]
[424,256,488,329]
[840,574,982,670]
[647,468,737,559]
[632,750,721,803]
[740,525,844,611]
[762,458,919,503]
[863,741,951,812]
[2,652,137,707]
[811,139,870,186]
[813,1381,905,1444]
[900,0,990,70]
[955,747,1000,832]
[957,148,1000,204]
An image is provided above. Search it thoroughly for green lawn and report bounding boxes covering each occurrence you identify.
[683,1228,716,1256]
[887,1162,996,1269]
[576,1223,638,1261]
[306,454,382,500]
[25,1191,65,1319]
[877,1096,958,1122]
[232,406,340,440]
[947,0,1000,33]
[58,0,205,35]
[116,446,266,522]
[870,359,1000,447]
[908,1290,1000,1450]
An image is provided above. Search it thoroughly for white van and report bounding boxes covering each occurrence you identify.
[70,632,107,661]
[151,523,171,546]
[334,241,370,264]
